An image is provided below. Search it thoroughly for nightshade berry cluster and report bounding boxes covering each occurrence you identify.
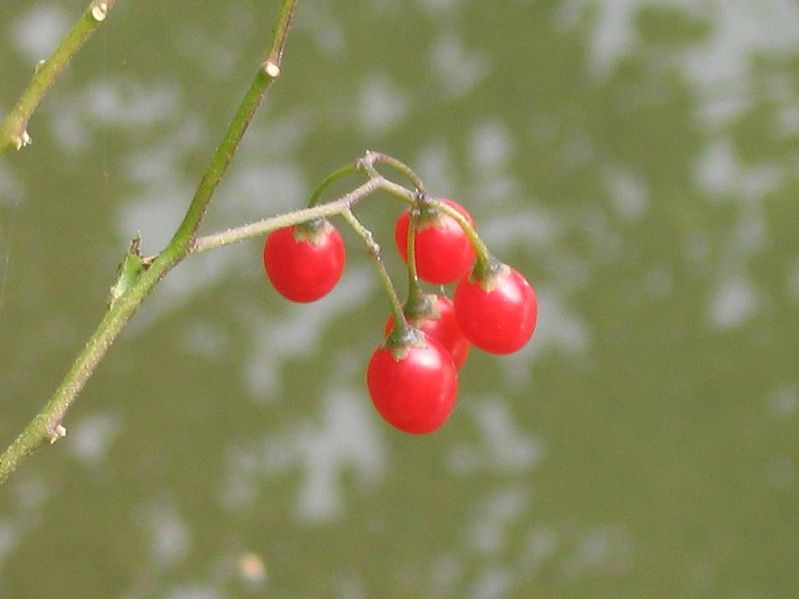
[262,156,538,434]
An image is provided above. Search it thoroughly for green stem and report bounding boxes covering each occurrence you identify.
[372,176,417,205]
[0,0,118,156]
[429,198,493,276]
[339,209,406,332]
[168,0,297,253]
[404,205,427,307]
[307,163,360,207]
[0,247,169,484]
[0,0,299,485]
[360,151,428,195]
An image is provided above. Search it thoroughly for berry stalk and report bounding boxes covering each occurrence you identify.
[428,198,493,278]
[307,163,360,207]
[359,151,428,197]
[339,209,409,338]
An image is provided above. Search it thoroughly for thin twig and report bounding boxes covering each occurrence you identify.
[192,177,385,254]
[0,0,299,485]
[168,0,298,252]
[0,0,118,156]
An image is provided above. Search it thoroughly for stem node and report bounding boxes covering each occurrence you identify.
[263,61,281,78]
[48,424,67,445]
[14,130,32,150]
[90,2,109,22]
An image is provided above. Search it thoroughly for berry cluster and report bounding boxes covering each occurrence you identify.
[262,161,537,435]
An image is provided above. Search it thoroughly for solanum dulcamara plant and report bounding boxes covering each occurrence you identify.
[0,0,537,485]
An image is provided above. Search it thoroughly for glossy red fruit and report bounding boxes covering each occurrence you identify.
[367,334,458,434]
[395,199,476,285]
[454,264,538,354]
[263,219,345,303]
[384,295,470,369]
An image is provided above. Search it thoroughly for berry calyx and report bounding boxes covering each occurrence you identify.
[385,294,470,369]
[263,219,346,303]
[367,329,458,434]
[395,199,476,285]
[454,262,538,354]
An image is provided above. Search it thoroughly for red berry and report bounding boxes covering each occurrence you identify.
[454,264,538,354]
[367,333,458,434]
[395,199,476,285]
[384,295,470,369]
[263,219,345,303]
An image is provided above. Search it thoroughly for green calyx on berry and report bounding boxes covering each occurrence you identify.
[454,262,538,354]
[411,197,449,228]
[293,218,332,244]
[263,220,346,303]
[384,323,427,360]
[402,293,438,324]
[468,255,507,291]
[395,198,477,285]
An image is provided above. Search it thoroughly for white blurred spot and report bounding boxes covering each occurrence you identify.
[449,398,546,475]
[244,267,372,398]
[466,565,512,599]
[217,162,308,222]
[532,286,590,353]
[117,178,192,251]
[68,413,120,465]
[470,121,513,173]
[696,141,782,203]
[707,274,758,329]
[164,585,221,599]
[415,142,458,195]
[181,321,231,359]
[562,526,633,578]
[297,1,345,55]
[696,138,737,198]
[358,75,410,136]
[605,166,648,221]
[10,4,68,60]
[430,33,491,99]
[250,387,387,524]
[417,0,464,15]
[480,207,559,251]
[768,384,799,419]
[0,521,18,566]
[84,80,180,127]
[575,0,638,75]
[776,105,799,135]
[684,0,799,87]
[140,498,191,568]
[0,163,23,206]
[291,390,386,522]
[247,110,312,159]
[467,487,529,554]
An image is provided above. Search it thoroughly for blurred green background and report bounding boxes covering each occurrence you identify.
[1,1,798,597]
